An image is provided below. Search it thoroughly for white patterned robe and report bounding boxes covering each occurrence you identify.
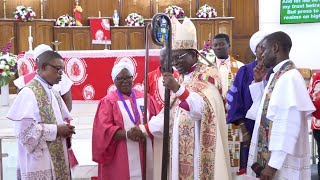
[246,60,315,180]
[6,77,72,180]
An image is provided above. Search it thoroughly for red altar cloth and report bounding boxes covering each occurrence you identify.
[19,50,160,100]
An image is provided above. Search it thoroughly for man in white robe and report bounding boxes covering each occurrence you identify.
[246,31,315,180]
[7,50,75,179]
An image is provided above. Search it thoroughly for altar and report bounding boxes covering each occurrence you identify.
[18,49,161,100]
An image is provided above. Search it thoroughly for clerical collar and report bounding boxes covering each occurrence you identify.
[216,56,230,69]
[216,56,230,63]
[35,73,53,89]
[272,59,290,74]
[186,64,197,74]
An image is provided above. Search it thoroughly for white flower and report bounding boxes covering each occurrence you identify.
[0,64,4,69]
[196,4,217,18]
[0,60,5,65]
[5,65,9,70]
[2,72,7,77]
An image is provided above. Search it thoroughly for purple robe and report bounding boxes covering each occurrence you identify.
[227,60,257,133]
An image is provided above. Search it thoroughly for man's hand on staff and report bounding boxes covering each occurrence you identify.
[162,72,180,93]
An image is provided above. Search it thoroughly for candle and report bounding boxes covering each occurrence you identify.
[99,11,101,18]
[189,0,192,18]
[29,26,31,37]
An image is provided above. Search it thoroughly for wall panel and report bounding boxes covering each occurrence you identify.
[45,0,73,20]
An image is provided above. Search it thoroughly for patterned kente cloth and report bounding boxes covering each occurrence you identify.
[169,62,231,179]
[27,79,70,180]
[256,61,295,167]
[215,56,243,170]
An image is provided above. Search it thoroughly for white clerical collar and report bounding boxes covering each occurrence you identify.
[216,56,230,63]
[216,56,230,68]
[272,59,290,73]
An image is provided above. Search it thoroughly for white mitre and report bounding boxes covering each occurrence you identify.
[171,16,197,50]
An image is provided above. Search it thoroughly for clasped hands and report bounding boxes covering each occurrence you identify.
[127,126,146,142]
[57,124,75,138]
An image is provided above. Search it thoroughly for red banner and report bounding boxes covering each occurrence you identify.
[21,50,160,100]
[89,18,111,45]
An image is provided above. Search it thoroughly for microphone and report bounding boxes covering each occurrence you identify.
[251,162,264,177]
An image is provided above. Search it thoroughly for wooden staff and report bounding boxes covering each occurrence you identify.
[143,23,151,180]
[150,13,172,180]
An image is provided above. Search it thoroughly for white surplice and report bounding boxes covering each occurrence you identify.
[246,60,315,180]
[215,56,244,97]
[6,76,72,180]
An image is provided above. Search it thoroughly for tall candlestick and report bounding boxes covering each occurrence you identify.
[156,0,159,13]
[29,26,32,37]
[40,0,44,19]
[3,0,7,18]
[104,36,108,50]
[222,0,225,17]
[189,0,192,18]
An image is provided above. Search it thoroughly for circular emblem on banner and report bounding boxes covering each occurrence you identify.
[107,84,117,95]
[114,56,138,80]
[82,84,95,100]
[65,57,87,85]
[17,57,35,76]
[95,30,104,40]
[101,19,110,30]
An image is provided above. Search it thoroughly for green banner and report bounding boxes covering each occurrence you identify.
[280,0,320,24]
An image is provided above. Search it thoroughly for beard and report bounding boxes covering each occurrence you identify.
[263,56,276,69]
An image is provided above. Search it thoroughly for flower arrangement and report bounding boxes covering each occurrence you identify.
[13,5,36,22]
[125,13,145,26]
[0,38,17,87]
[196,4,217,18]
[55,14,76,27]
[164,5,184,18]
[198,34,216,65]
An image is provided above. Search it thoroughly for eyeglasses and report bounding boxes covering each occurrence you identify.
[115,76,133,83]
[173,51,192,63]
[46,63,64,73]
